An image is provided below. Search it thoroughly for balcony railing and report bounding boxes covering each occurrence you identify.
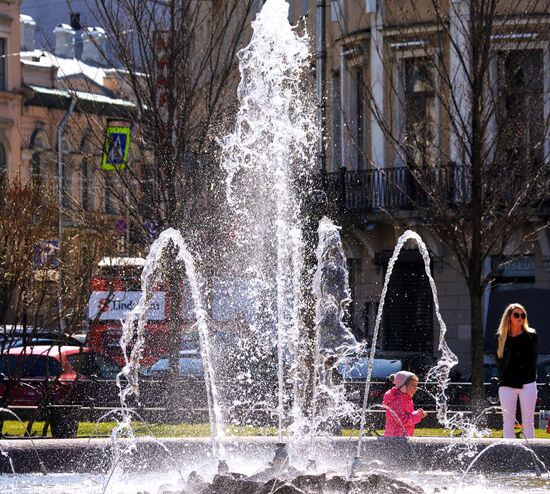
[325,166,444,213]
[324,163,550,215]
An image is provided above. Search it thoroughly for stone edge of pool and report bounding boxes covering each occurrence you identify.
[1,436,548,475]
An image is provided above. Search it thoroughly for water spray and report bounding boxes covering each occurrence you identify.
[351,230,461,476]
[114,229,226,466]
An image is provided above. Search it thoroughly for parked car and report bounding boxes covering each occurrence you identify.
[454,362,500,409]
[337,356,400,408]
[0,325,83,351]
[142,350,203,378]
[337,352,463,411]
[0,345,121,437]
[140,350,208,421]
[537,358,550,383]
[7,335,84,349]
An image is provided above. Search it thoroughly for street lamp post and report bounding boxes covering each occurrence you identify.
[57,98,76,333]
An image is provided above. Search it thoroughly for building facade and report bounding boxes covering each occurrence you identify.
[0,0,140,330]
[288,0,550,374]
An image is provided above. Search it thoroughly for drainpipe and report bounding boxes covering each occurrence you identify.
[57,97,76,333]
[315,0,327,173]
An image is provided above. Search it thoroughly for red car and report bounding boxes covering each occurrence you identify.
[0,345,121,437]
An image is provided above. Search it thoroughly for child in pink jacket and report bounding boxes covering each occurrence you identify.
[382,371,427,436]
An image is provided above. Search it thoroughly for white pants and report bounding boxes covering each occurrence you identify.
[499,382,538,439]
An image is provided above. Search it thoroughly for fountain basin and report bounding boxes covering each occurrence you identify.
[2,436,549,475]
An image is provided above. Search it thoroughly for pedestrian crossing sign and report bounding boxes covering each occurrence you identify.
[102,126,131,170]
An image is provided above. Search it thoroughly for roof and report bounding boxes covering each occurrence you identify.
[23,84,136,119]
[21,50,107,85]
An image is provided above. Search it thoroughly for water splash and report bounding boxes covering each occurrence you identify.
[102,435,186,494]
[460,442,549,485]
[313,217,358,358]
[113,228,225,461]
[353,230,476,465]
[307,217,358,446]
[0,450,15,474]
[219,0,317,437]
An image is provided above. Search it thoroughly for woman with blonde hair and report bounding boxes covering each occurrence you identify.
[495,303,538,438]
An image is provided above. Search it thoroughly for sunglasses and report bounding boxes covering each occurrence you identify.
[512,312,526,320]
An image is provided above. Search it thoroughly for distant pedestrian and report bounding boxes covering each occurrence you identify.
[383,371,427,436]
[495,303,538,439]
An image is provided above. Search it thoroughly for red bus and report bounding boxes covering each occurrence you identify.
[87,257,171,367]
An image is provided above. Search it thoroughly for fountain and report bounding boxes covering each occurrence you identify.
[2,0,550,492]
[219,0,317,446]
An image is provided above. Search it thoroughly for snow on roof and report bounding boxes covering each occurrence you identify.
[53,23,74,32]
[20,14,36,25]
[26,84,136,108]
[21,50,107,85]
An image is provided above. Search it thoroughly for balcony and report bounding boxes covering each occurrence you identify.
[324,164,550,216]
[324,166,452,213]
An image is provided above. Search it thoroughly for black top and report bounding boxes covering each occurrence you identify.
[495,331,538,388]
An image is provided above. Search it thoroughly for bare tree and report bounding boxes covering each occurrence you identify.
[0,180,57,330]
[60,0,259,413]
[0,178,114,335]
[334,0,550,410]
[80,1,254,245]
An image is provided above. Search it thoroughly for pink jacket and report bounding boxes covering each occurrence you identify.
[382,386,423,436]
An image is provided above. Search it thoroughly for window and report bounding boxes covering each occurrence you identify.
[331,0,343,23]
[70,13,82,30]
[300,0,309,17]
[67,352,120,379]
[402,57,436,168]
[342,42,368,171]
[30,152,41,187]
[0,38,5,91]
[390,54,437,204]
[495,50,544,167]
[353,67,366,170]
[0,355,62,378]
